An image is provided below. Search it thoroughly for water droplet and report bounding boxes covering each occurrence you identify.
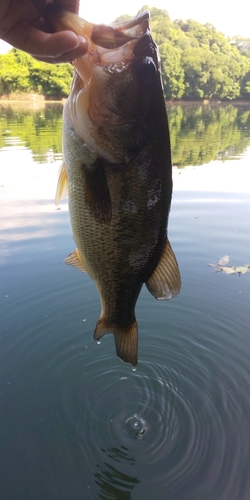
[96,340,101,345]
[132,366,136,372]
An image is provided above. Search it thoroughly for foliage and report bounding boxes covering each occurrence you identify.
[160,42,185,99]
[139,7,250,101]
[231,37,250,58]
[0,7,250,101]
[0,48,73,99]
[176,20,250,100]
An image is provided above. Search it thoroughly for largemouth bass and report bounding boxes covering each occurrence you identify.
[47,6,181,366]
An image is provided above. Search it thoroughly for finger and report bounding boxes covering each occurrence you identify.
[0,1,37,39]
[33,39,87,63]
[2,19,87,60]
[27,0,48,18]
[55,0,80,14]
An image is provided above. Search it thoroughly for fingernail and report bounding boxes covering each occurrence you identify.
[77,36,87,46]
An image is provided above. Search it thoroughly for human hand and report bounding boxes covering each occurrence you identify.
[0,0,87,63]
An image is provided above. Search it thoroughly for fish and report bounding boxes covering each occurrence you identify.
[47,6,181,366]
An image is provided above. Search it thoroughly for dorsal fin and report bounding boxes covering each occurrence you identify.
[64,249,87,273]
[146,239,181,300]
[55,162,68,205]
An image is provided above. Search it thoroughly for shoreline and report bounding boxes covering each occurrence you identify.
[0,94,64,110]
[0,93,65,107]
[0,93,249,106]
[0,93,63,102]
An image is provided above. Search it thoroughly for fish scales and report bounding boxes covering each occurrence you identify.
[49,5,181,365]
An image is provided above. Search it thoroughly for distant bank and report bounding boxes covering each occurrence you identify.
[0,93,63,103]
[1,94,250,106]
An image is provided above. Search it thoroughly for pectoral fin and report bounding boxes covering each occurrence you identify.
[94,318,138,366]
[55,162,68,205]
[82,160,112,223]
[64,248,87,273]
[146,239,181,300]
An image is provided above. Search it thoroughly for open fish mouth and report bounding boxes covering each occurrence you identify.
[46,6,158,87]
[46,6,161,163]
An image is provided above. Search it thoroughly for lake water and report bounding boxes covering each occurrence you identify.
[1,102,250,500]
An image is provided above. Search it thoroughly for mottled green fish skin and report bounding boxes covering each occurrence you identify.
[56,11,181,365]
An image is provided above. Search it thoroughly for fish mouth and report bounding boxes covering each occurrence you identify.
[91,12,150,49]
[45,6,157,86]
[46,7,160,162]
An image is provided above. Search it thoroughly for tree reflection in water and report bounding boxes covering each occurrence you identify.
[0,102,250,166]
[94,447,140,500]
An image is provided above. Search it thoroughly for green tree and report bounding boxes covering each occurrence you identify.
[29,59,73,98]
[160,42,185,99]
[0,48,73,99]
[231,37,250,58]
[0,50,30,94]
[241,69,250,98]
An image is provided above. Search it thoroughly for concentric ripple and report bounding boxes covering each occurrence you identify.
[2,264,250,500]
[2,284,250,499]
[37,299,250,500]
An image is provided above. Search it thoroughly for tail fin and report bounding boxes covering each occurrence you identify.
[94,318,138,366]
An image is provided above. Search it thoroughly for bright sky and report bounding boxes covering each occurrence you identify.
[0,0,249,54]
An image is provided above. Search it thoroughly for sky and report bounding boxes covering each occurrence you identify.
[0,0,249,54]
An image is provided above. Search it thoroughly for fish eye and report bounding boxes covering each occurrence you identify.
[135,57,157,85]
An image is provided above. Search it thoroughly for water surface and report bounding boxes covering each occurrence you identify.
[1,103,250,500]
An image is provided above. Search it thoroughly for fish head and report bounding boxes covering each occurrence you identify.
[47,7,165,162]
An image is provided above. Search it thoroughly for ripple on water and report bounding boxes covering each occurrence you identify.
[1,277,250,499]
[39,315,250,499]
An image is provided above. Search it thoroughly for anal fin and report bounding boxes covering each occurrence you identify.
[146,239,181,300]
[55,162,68,205]
[64,248,87,273]
[94,318,138,366]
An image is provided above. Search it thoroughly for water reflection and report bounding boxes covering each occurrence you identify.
[167,103,250,166]
[0,102,63,163]
[1,102,250,165]
[173,144,250,193]
[95,447,139,500]
[1,103,250,499]
[0,159,67,264]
